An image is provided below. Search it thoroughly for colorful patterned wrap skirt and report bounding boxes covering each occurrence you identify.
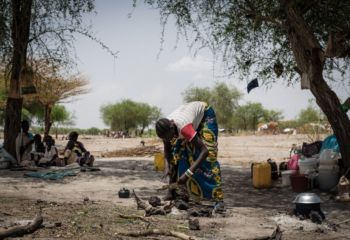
[171,105,224,201]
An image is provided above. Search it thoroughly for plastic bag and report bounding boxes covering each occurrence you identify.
[287,154,300,170]
[320,135,340,153]
[302,141,322,157]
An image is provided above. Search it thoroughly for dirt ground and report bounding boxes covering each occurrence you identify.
[0,135,350,239]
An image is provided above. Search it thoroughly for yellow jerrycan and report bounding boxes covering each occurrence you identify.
[252,162,272,188]
[154,153,165,171]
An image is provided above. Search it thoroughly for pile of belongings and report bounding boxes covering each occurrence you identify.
[281,134,344,192]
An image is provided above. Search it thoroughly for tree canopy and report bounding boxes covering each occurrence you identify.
[232,102,283,131]
[144,0,349,82]
[0,0,117,157]
[145,0,350,169]
[23,60,88,135]
[0,0,117,70]
[100,99,161,135]
[297,101,325,126]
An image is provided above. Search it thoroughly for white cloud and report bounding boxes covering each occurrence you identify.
[166,55,212,72]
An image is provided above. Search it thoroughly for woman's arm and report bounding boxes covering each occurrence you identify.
[163,140,172,177]
[178,135,208,184]
[189,135,209,172]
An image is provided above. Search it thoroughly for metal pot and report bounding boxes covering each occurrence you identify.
[293,193,325,221]
[293,192,322,204]
[118,188,130,198]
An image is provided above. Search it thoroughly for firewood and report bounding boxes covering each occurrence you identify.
[119,228,197,240]
[335,218,350,226]
[133,190,153,213]
[117,213,152,228]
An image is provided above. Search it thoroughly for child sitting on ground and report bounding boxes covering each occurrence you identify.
[31,134,45,164]
[37,135,61,167]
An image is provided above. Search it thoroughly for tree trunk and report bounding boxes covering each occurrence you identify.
[308,49,350,171]
[283,2,350,171]
[44,105,52,136]
[4,0,33,158]
[3,98,23,158]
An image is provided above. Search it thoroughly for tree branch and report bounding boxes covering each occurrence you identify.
[244,10,285,29]
[119,229,197,240]
[0,213,43,239]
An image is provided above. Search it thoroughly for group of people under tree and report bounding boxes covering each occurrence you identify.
[15,120,94,168]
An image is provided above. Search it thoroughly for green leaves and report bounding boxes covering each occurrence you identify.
[100,99,161,133]
[297,102,325,126]
[232,102,283,131]
[145,0,350,84]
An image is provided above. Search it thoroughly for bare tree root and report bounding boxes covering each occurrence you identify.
[0,213,43,239]
[119,228,197,240]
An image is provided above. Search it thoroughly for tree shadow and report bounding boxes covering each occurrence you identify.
[221,165,350,217]
[0,159,349,219]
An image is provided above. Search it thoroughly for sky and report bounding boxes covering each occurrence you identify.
[65,1,350,129]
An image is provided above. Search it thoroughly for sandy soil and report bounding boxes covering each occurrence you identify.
[0,135,349,240]
[55,134,311,164]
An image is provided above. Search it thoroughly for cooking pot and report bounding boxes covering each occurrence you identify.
[118,188,130,198]
[293,193,325,221]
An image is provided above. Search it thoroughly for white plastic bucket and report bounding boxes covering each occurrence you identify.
[318,165,340,191]
[281,170,296,186]
[298,158,318,174]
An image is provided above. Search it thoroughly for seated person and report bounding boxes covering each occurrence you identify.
[15,120,34,167]
[37,135,61,167]
[64,131,94,167]
[31,134,45,163]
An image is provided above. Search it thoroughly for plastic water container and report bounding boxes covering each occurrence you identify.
[298,157,317,174]
[318,165,340,191]
[281,170,296,186]
[153,153,165,171]
[252,163,272,188]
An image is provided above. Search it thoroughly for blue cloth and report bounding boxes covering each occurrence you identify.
[24,170,76,180]
[28,132,34,140]
[247,78,259,93]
